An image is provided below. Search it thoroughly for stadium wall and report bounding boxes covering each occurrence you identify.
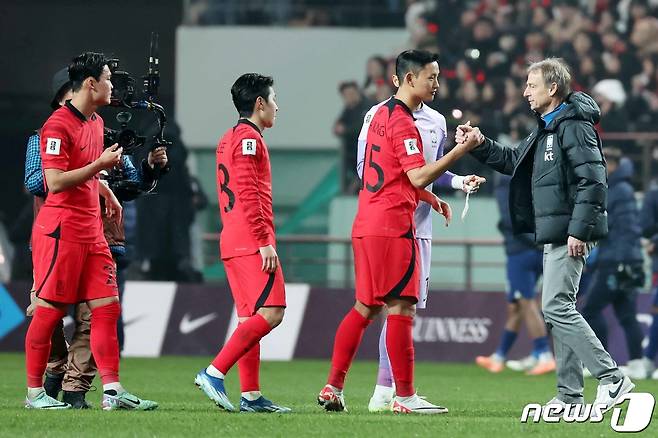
[176,26,408,149]
[1,282,652,365]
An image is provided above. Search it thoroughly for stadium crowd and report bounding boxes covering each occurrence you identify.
[334,0,658,193]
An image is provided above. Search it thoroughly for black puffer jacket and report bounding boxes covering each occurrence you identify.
[471,92,608,244]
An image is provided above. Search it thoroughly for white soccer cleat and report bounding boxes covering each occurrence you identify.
[593,376,635,413]
[368,385,394,412]
[391,394,448,415]
[506,355,537,372]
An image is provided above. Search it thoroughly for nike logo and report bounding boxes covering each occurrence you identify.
[80,145,88,151]
[608,380,623,398]
[179,312,217,334]
[124,396,140,405]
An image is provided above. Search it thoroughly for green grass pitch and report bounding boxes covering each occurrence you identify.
[1,353,656,437]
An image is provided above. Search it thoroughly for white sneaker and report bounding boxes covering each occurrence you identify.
[391,394,448,415]
[544,396,569,413]
[506,355,537,372]
[593,376,635,413]
[619,358,653,380]
[368,385,394,412]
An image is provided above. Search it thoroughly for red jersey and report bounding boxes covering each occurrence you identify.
[352,98,426,238]
[33,102,105,243]
[216,119,275,259]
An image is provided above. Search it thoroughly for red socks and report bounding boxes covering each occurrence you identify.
[90,302,121,385]
[327,308,372,389]
[212,314,271,375]
[25,306,65,387]
[386,314,415,397]
[238,341,260,392]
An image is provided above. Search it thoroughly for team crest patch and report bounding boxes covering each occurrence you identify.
[242,139,257,155]
[404,138,420,155]
[46,138,61,155]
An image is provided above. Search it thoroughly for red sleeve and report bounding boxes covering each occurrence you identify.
[40,119,71,171]
[232,137,272,247]
[391,116,425,172]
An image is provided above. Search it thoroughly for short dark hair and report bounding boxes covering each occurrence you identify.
[231,73,274,118]
[68,52,109,92]
[338,81,359,94]
[395,50,440,80]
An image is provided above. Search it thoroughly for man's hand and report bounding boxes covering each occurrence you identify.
[421,190,452,226]
[435,196,452,226]
[26,291,37,316]
[567,236,586,257]
[462,175,487,193]
[259,245,278,273]
[98,144,123,170]
[99,181,122,224]
[455,121,485,149]
[148,146,168,169]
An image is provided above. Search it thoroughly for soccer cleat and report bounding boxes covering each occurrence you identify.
[63,391,91,409]
[43,373,64,400]
[368,385,395,412]
[391,394,448,415]
[317,385,346,412]
[240,396,291,413]
[619,358,654,380]
[526,353,556,376]
[475,354,504,373]
[506,355,537,372]
[194,369,235,412]
[102,390,159,411]
[25,391,71,409]
[593,376,635,413]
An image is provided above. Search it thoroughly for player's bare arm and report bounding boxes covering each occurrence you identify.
[44,144,122,193]
[406,138,480,189]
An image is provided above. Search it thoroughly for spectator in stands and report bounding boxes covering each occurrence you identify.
[362,56,388,101]
[334,81,372,194]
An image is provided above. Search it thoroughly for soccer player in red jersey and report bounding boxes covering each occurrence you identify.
[195,73,290,413]
[25,52,157,410]
[318,50,484,414]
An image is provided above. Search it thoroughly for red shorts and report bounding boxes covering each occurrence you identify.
[223,252,286,318]
[32,231,118,304]
[352,236,419,306]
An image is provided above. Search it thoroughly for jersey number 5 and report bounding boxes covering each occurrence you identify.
[364,144,384,193]
[217,164,235,213]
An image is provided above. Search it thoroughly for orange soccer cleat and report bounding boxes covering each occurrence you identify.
[475,354,505,373]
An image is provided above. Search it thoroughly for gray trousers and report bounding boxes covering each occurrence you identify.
[541,243,623,403]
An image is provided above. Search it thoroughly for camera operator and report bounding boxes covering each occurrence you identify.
[581,147,646,379]
[23,55,163,410]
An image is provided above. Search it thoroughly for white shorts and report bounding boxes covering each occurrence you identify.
[416,238,431,309]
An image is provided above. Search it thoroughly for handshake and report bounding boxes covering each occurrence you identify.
[454,121,485,150]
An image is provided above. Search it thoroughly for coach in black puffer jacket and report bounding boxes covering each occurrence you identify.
[470,91,608,245]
